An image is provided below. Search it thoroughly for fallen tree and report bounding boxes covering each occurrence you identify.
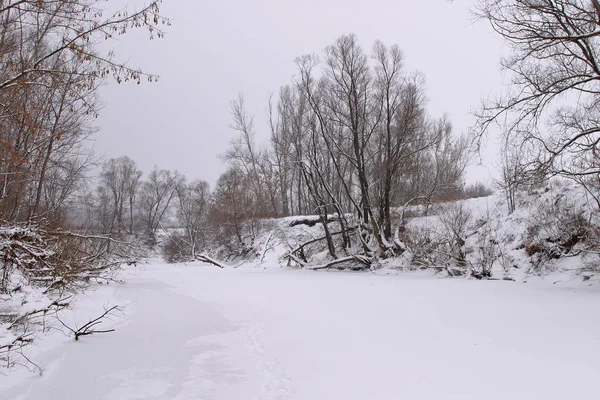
[311,255,372,271]
[284,227,358,265]
[287,215,343,227]
[194,254,226,269]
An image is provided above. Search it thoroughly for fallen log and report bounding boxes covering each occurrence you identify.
[195,254,225,269]
[311,255,372,271]
[287,215,342,227]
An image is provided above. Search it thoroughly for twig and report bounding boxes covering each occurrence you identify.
[19,349,43,376]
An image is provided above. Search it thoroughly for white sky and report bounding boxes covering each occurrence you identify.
[93,0,506,187]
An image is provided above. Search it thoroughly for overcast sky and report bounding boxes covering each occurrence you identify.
[93,0,506,187]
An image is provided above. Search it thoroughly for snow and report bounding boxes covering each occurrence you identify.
[2,263,600,399]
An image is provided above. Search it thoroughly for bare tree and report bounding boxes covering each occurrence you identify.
[439,202,473,270]
[269,86,303,216]
[0,1,167,94]
[97,156,143,234]
[175,180,211,258]
[138,168,182,244]
[324,35,380,234]
[209,166,256,257]
[226,94,279,217]
[496,140,523,214]
[0,52,97,223]
[371,45,431,240]
[125,162,143,234]
[475,0,600,202]
[372,40,405,240]
[295,54,358,256]
[0,1,167,225]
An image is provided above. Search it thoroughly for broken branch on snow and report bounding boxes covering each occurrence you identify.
[57,305,120,341]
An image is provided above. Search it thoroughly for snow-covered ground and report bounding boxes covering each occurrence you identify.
[1,263,599,400]
[241,180,600,280]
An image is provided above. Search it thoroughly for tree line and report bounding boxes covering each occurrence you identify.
[7,0,599,271]
[217,34,472,262]
[83,35,492,265]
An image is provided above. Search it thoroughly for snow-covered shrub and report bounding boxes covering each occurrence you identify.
[469,216,499,279]
[461,181,494,199]
[400,204,475,276]
[1,224,132,293]
[162,232,191,263]
[405,204,503,279]
[1,226,53,293]
[207,216,277,261]
[213,227,255,260]
[439,203,473,270]
[402,224,439,269]
[401,223,466,275]
[522,199,591,273]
